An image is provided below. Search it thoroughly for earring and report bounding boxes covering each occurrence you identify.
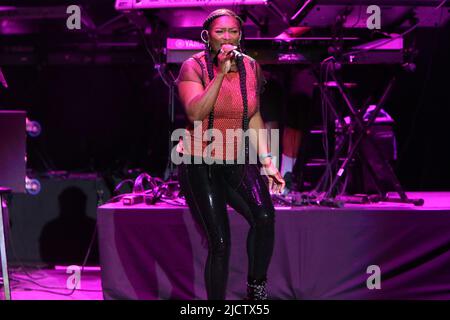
[200,30,209,45]
[201,30,212,51]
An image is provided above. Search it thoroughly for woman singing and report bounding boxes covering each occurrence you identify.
[176,9,285,300]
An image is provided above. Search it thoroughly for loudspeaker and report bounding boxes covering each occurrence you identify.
[8,174,110,266]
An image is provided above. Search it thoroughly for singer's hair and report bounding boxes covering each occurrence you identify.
[202,9,243,31]
[202,9,249,160]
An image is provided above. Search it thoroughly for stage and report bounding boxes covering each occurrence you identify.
[97,192,450,300]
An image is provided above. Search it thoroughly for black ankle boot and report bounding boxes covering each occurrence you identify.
[246,278,268,300]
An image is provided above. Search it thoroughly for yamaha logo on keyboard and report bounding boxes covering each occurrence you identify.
[167,38,204,50]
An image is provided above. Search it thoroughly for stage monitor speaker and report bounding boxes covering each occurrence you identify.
[8,174,110,266]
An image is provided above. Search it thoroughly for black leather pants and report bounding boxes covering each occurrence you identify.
[178,161,275,300]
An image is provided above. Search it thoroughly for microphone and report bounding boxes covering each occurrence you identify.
[220,45,243,58]
[231,49,243,57]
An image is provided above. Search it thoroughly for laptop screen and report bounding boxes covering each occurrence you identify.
[0,110,26,193]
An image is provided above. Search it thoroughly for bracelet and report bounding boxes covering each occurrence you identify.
[259,152,272,160]
[260,153,273,167]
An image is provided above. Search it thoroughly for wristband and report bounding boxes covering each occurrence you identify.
[259,152,272,160]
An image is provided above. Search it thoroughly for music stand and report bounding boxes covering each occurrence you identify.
[0,110,27,300]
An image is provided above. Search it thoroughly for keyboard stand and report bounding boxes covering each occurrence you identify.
[314,61,424,206]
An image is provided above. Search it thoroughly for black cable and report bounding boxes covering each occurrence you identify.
[7,239,47,281]
[113,179,134,195]
[313,57,334,198]
[10,276,102,293]
[4,202,49,281]
[338,124,352,197]
[9,222,99,297]
[136,26,175,88]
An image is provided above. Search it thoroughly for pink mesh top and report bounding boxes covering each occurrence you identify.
[176,51,265,161]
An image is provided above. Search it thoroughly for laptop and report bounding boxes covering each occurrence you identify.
[0,110,26,193]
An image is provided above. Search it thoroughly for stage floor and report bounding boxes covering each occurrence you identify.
[2,267,103,300]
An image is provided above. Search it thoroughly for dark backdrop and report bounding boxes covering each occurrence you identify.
[0,63,179,176]
[1,26,449,190]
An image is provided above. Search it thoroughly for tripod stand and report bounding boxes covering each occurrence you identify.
[313,60,424,206]
[164,82,177,181]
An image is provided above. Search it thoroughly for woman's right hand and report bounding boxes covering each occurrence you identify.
[217,44,237,75]
[261,158,286,195]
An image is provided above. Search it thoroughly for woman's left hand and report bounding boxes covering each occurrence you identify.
[261,159,286,195]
